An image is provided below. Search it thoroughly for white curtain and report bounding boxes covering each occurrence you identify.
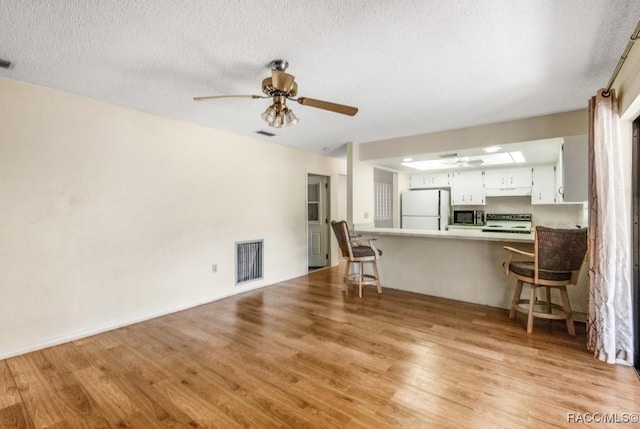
[587,88,634,365]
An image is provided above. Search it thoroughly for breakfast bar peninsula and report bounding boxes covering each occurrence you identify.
[353,226,588,318]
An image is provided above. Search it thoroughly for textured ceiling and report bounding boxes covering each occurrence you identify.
[1,1,638,156]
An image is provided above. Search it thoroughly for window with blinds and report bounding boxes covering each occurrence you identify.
[374,168,394,228]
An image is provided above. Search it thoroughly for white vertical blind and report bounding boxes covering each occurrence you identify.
[374,168,394,228]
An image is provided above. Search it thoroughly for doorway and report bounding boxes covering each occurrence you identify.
[308,174,330,271]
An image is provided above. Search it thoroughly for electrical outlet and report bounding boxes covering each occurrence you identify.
[364,212,369,219]
[212,264,217,273]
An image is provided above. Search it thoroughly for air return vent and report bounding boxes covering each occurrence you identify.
[235,240,264,285]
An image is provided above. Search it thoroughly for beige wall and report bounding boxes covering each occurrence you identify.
[0,77,346,359]
[347,143,375,227]
[359,109,587,160]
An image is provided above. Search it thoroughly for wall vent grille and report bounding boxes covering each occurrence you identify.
[235,240,264,285]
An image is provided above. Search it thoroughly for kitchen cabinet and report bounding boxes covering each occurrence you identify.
[409,174,427,189]
[451,170,484,205]
[409,172,449,189]
[531,165,556,204]
[429,172,450,188]
[556,137,588,203]
[484,166,532,196]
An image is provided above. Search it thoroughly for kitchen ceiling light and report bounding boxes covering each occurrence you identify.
[510,151,526,163]
[403,157,413,162]
[483,146,501,153]
[403,151,527,171]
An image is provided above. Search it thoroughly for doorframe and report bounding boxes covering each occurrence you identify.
[306,173,331,271]
[632,116,640,375]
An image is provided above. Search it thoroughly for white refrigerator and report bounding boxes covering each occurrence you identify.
[401,189,450,230]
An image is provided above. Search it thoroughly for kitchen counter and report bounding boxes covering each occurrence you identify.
[354,226,534,243]
[348,225,586,317]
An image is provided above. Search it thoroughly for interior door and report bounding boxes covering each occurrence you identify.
[308,175,329,269]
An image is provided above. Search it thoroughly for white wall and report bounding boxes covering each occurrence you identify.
[347,143,374,227]
[337,173,348,221]
[0,77,346,359]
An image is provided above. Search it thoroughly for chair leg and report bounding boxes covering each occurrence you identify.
[372,261,382,294]
[343,260,352,292]
[510,280,523,319]
[545,287,552,314]
[527,285,536,334]
[559,286,575,336]
[357,262,364,298]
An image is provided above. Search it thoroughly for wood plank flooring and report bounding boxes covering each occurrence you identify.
[1,265,639,428]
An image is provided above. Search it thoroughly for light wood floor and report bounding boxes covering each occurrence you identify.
[1,265,639,428]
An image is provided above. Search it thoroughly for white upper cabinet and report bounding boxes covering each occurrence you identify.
[428,172,450,188]
[409,172,449,189]
[532,165,556,204]
[484,167,532,196]
[409,174,428,189]
[557,137,588,203]
[451,170,485,205]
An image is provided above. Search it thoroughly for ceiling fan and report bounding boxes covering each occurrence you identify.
[193,60,359,128]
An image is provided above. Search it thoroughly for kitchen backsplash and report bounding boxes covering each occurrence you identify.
[452,196,587,227]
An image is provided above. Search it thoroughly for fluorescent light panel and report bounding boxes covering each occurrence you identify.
[402,151,526,171]
[510,151,526,163]
[483,146,501,153]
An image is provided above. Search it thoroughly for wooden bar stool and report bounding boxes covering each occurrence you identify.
[503,226,587,335]
[330,220,383,298]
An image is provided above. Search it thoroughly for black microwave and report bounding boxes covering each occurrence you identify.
[453,210,484,225]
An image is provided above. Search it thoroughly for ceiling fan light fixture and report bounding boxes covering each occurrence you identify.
[284,109,299,127]
[272,114,285,128]
[261,105,277,123]
[263,105,299,128]
[196,60,358,128]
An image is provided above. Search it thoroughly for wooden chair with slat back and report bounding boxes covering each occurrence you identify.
[330,220,383,298]
[503,226,587,335]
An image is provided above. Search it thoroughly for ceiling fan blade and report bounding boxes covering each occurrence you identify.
[297,97,359,116]
[193,95,261,101]
[271,70,296,93]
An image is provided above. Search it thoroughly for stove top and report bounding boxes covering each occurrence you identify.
[482,213,532,234]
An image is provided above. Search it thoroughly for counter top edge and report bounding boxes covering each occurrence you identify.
[354,227,534,243]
